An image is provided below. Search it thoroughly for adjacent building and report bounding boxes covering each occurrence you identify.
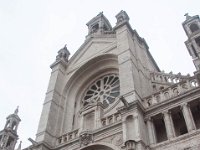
[0,107,21,150]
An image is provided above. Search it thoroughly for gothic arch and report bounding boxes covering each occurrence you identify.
[62,54,119,133]
[79,142,120,150]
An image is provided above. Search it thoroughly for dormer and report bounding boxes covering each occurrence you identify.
[86,12,112,35]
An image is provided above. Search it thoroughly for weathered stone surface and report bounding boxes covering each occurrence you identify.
[26,11,200,150]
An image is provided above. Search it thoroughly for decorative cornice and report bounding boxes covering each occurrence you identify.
[117,99,145,114]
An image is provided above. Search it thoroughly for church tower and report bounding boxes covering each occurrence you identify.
[0,107,21,150]
[182,13,200,70]
[28,11,200,150]
[34,10,159,150]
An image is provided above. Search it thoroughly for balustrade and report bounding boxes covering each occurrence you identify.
[57,129,79,145]
[56,113,122,145]
[150,71,189,84]
[101,113,121,127]
[143,77,199,108]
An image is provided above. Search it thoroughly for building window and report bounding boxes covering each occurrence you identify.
[195,37,200,47]
[6,137,14,148]
[152,114,168,143]
[171,107,188,136]
[190,23,199,33]
[11,121,17,130]
[83,74,120,109]
[191,45,198,57]
[91,24,99,33]
[190,100,200,129]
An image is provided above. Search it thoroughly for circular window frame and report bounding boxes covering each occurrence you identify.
[82,74,120,109]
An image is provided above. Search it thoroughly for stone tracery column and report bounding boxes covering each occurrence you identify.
[163,110,175,139]
[181,102,196,132]
[146,117,156,144]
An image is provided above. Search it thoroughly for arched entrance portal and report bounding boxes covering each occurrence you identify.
[81,144,115,150]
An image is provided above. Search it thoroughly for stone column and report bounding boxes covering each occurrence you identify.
[122,118,127,142]
[95,105,103,129]
[146,117,156,145]
[181,103,196,132]
[163,111,175,139]
[79,113,84,133]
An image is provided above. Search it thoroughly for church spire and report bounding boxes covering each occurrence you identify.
[0,107,21,150]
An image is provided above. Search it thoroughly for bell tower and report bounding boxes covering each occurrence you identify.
[0,107,21,150]
[182,13,200,70]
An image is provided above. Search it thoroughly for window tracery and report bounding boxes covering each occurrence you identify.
[83,74,120,109]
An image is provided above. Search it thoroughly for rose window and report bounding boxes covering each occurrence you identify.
[83,74,120,109]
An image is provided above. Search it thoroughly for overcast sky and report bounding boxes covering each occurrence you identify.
[0,0,200,148]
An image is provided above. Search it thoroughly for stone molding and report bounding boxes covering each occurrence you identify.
[145,87,200,117]
[79,131,93,147]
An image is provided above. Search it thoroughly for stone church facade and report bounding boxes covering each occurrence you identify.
[1,10,200,150]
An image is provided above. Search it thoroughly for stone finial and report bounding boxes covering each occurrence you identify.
[97,11,103,16]
[14,106,19,115]
[184,13,192,20]
[116,10,130,25]
[56,44,70,62]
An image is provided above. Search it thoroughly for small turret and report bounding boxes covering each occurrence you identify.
[56,44,70,62]
[50,44,70,69]
[182,13,200,70]
[86,12,112,36]
[0,107,21,150]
